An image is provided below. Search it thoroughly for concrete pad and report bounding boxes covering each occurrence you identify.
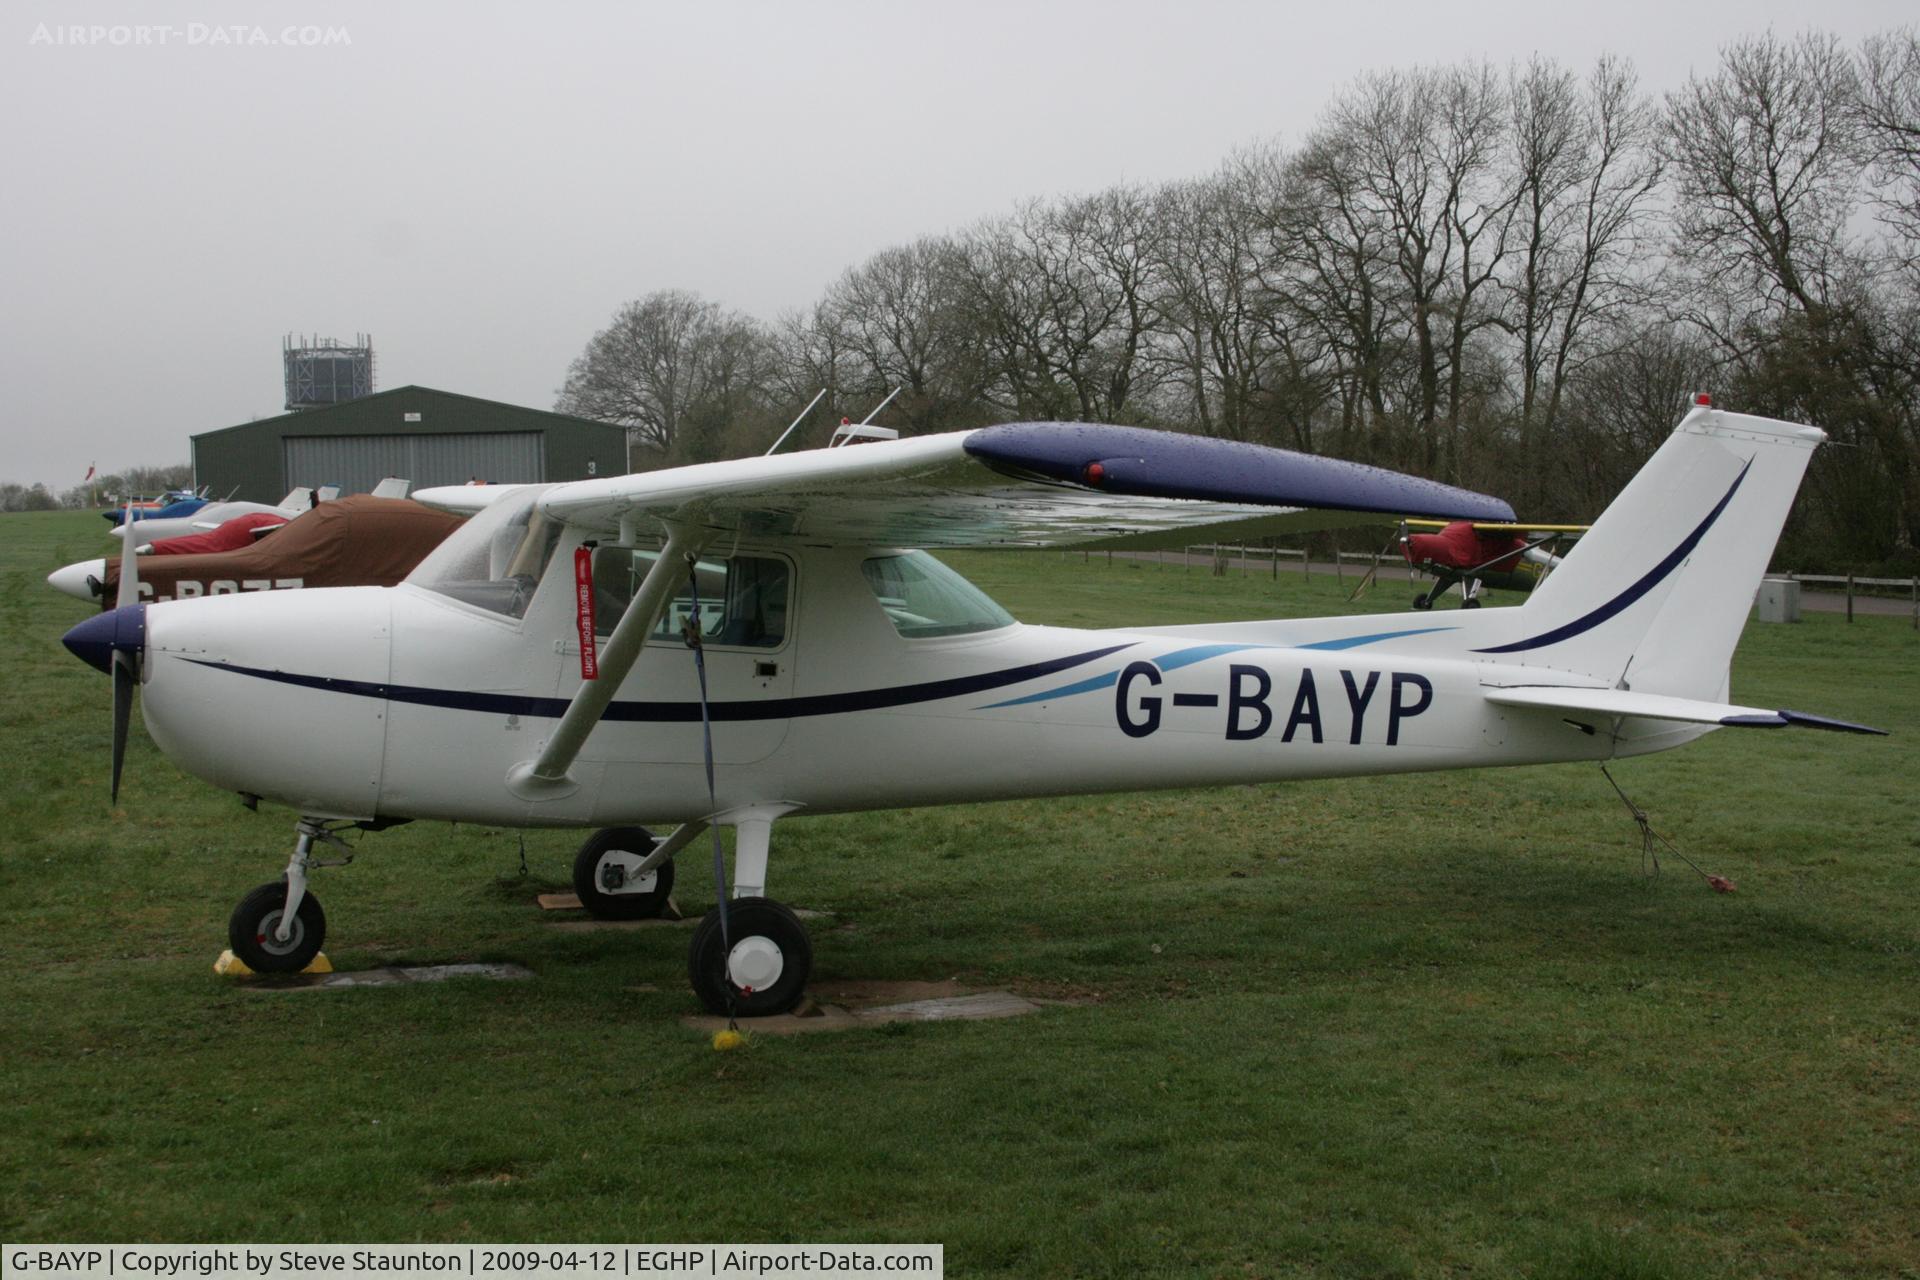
[808,978,970,1006]
[242,962,535,992]
[855,991,1042,1022]
[682,987,1042,1036]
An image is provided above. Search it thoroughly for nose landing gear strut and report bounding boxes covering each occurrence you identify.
[225,818,356,973]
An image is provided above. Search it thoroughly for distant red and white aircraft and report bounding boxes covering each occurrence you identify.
[1402,518,1587,609]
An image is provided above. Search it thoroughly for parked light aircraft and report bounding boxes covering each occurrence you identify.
[49,494,459,606]
[105,494,209,528]
[1402,518,1586,609]
[107,490,305,544]
[106,481,392,544]
[61,407,1882,1014]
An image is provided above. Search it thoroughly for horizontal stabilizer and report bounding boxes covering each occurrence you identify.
[1484,685,1886,734]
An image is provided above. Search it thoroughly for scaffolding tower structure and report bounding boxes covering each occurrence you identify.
[283,333,375,410]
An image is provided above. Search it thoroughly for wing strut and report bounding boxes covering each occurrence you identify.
[506,523,708,800]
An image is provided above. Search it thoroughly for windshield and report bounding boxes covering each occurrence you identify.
[862,552,1015,638]
[406,488,562,619]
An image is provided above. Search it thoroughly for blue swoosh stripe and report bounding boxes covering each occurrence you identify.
[1155,643,1261,671]
[1474,457,1752,656]
[182,642,1135,723]
[1296,626,1456,651]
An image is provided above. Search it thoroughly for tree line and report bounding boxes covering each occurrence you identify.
[556,29,1920,573]
[3,464,194,514]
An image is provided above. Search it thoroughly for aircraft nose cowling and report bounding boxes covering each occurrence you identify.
[47,558,108,601]
[62,604,146,674]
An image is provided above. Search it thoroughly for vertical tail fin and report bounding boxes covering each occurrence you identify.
[1477,406,1824,697]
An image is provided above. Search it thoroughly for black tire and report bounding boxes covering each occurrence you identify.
[571,827,675,920]
[688,896,812,1017]
[228,880,326,974]
[1412,593,1432,610]
[1462,596,1482,609]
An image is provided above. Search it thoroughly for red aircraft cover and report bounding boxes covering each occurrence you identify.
[146,512,290,556]
[1404,521,1528,574]
[100,496,462,607]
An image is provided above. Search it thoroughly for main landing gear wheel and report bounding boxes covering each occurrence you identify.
[1412,592,1434,610]
[228,880,326,973]
[688,896,812,1017]
[572,826,676,920]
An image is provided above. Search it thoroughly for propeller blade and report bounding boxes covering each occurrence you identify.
[116,506,141,609]
[111,648,134,803]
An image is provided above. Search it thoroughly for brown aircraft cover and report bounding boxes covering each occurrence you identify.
[99,496,463,608]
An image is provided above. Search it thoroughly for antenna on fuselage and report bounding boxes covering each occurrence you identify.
[763,388,827,457]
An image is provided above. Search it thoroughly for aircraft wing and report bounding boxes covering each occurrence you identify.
[530,423,1516,550]
[413,483,535,515]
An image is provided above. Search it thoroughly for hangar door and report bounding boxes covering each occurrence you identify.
[283,432,545,495]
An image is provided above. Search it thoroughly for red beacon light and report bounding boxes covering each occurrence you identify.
[1694,392,1713,407]
[1083,462,1106,486]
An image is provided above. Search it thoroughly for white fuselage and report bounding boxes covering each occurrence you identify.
[135,533,1695,828]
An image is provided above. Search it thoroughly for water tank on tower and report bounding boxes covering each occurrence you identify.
[284,333,374,410]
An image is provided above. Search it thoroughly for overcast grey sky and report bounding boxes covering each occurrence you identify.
[2,0,1909,489]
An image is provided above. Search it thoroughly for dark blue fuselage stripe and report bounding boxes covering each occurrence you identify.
[182,643,1136,723]
[1473,457,1752,655]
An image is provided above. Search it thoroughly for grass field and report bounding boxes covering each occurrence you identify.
[2,509,1916,1278]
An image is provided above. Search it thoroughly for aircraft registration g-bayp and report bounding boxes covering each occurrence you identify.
[62,403,1882,1015]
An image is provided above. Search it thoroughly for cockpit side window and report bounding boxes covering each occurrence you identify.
[860,551,1015,638]
[590,546,790,649]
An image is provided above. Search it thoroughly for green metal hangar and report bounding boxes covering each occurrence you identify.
[191,386,628,503]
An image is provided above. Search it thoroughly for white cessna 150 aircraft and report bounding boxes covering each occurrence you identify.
[62,403,1881,1015]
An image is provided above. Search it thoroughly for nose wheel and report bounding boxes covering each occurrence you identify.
[688,896,812,1017]
[228,880,327,973]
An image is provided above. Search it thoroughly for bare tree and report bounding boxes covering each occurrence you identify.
[556,290,770,459]
[1663,31,1866,330]
[768,302,855,442]
[1503,56,1663,508]
[1301,64,1522,475]
[1155,173,1272,441]
[954,188,1168,424]
[1554,325,1717,517]
[956,210,1075,420]
[1855,28,1920,275]
[1280,134,1404,456]
[824,237,987,432]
